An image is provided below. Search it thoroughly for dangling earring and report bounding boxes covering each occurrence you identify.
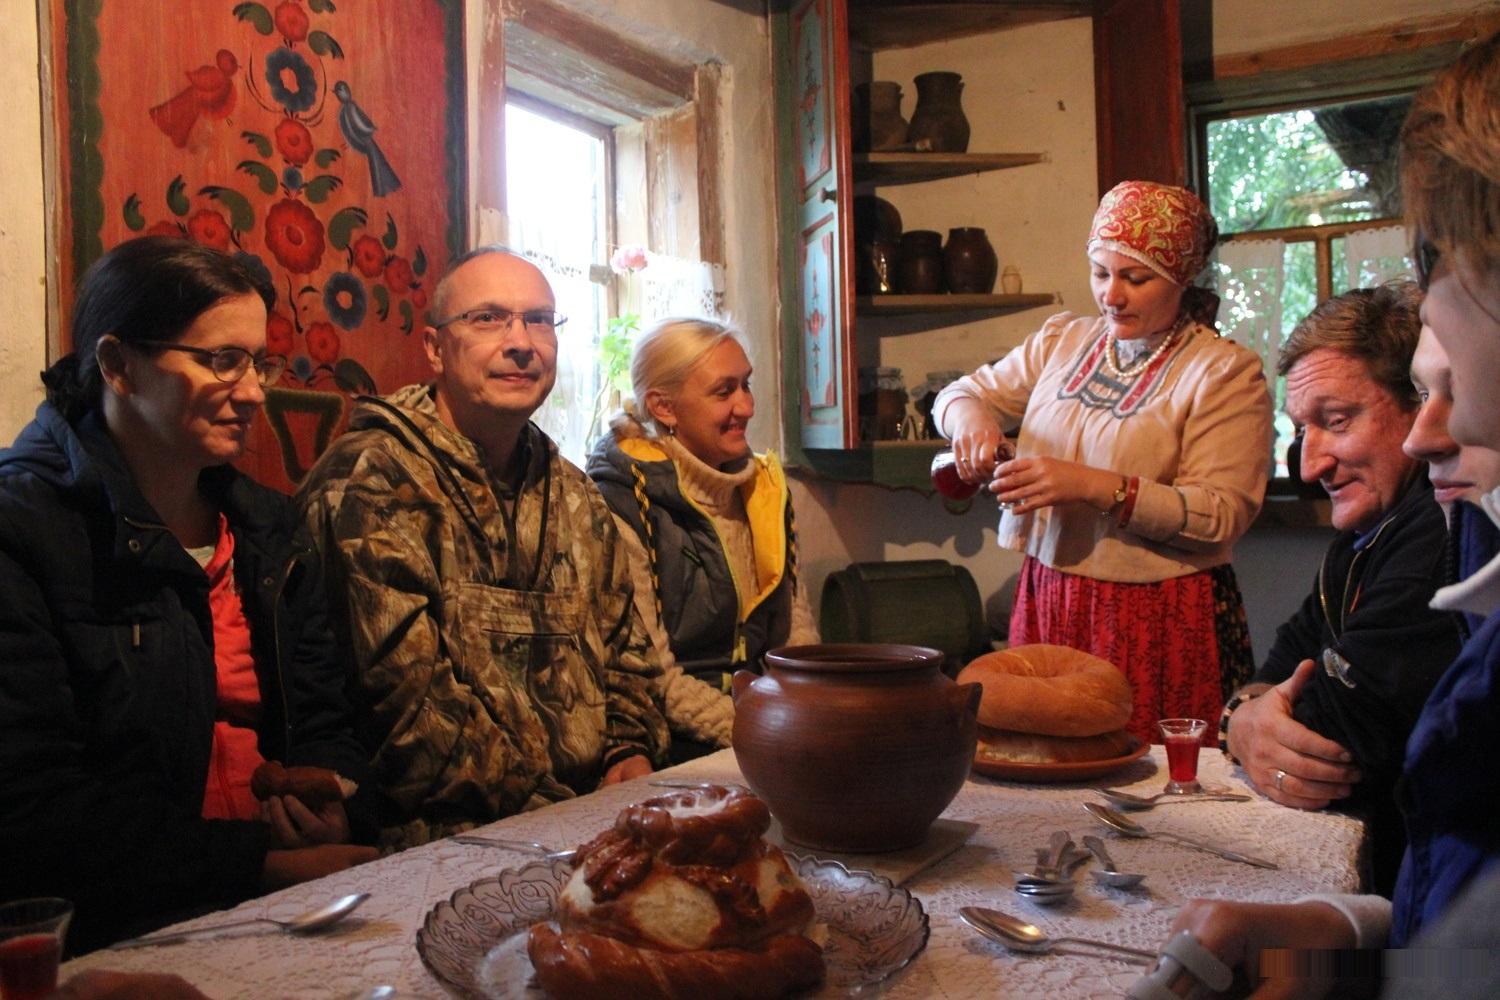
[664,423,676,436]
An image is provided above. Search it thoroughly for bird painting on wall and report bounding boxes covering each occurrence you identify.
[150,49,240,148]
[333,80,401,197]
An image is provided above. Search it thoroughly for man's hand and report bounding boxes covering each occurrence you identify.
[1226,660,1360,809]
[601,754,653,786]
[260,843,379,891]
[47,970,213,1000]
[262,794,352,848]
[990,456,1118,514]
[1146,898,1356,999]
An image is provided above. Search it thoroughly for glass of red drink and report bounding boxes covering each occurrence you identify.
[1157,718,1208,795]
[0,898,72,1000]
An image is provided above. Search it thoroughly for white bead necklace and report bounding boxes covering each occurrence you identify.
[1101,314,1190,380]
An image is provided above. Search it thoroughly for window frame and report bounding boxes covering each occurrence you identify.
[1188,56,1441,514]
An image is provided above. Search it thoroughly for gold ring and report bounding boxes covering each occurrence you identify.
[1274,768,1286,792]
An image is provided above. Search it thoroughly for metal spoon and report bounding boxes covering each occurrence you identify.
[1084,802,1279,869]
[959,906,1157,963]
[1083,835,1145,888]
[1098,787,1251,810]
[1014,882,1073,905]
[450,835,577,862]
[108,893,370,949]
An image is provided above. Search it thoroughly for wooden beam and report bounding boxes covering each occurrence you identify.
[1213,6,1500,80]
[695,64,726,267]
[505,0,696,102]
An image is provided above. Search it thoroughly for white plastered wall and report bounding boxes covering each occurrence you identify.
[0,0,46,446]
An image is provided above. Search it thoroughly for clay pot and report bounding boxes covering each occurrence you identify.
[943,227,999,294]
[732,643,981,853]
[895,230,944,294]
[856,237,900,295]
[907,71,970,153]
[865,81,909,151]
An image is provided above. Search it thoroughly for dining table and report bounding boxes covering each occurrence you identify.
[60,745,1367,999]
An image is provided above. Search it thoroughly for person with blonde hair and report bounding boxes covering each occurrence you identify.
[587,317,817,762]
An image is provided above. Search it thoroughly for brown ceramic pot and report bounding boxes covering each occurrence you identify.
[732,643,981,853]
[943,227,999,294]
[895,230,944,294]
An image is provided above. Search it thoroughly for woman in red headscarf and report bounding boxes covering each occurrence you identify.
[935,181,1273,744]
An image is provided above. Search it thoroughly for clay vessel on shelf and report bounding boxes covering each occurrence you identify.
[907,71,970,153]
[864,81,909,151]
[732,643,981,853]
[943,227,999,294]
[895,230,944,294]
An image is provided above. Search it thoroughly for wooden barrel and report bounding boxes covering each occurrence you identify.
[819,560,987,672]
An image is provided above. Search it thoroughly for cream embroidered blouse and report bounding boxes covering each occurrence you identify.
[933,311,1273,583]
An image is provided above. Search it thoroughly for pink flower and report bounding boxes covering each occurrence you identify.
[610,245,649,274]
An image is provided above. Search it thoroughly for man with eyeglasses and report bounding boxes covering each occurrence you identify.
[297,245,668,851]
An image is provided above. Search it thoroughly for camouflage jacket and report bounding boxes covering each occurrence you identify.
[297,385,668,850]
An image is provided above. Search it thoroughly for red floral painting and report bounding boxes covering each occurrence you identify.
[53,0,466,492]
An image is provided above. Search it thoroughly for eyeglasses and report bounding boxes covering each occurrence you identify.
[133,340,287,386]
[1413,232,1441,291]
[431,307,567,335]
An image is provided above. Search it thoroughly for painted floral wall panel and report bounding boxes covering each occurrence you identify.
[55,0,466,491]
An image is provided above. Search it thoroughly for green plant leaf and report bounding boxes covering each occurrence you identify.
[333,358,376,394]
[237,160,279,195]
[314,147,341,168]
[399,299,414,334]
[327,205,369,251]
[307,30,344,59]
[122,194,145,231]
[308,0,336,12]
[232,1,273,35]
[167,176,190,217]
[373,283,390,320]
[413,245,427,276]
[241,130,273,158]
[381,213,398,250]
[303,174,343,204]
[198,186,255,232]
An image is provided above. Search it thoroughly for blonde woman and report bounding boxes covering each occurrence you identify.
[587,318,818,762]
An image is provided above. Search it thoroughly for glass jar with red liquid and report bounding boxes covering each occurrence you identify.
[0,898,72,1000]
[1158,718,1208,794]
[930,441,1015,501]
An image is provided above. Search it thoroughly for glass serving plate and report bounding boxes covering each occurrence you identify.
[416,854,929,998]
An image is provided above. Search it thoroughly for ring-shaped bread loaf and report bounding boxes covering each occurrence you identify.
[957,644,1132,737]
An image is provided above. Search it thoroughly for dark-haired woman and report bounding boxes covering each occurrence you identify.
[0,236,377,952]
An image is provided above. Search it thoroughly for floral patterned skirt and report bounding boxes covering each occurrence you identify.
[1007,556,1254,746]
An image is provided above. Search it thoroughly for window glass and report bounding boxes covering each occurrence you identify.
[503,100,610,465]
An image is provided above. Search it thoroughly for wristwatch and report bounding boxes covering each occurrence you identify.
[1104,477,1128,516]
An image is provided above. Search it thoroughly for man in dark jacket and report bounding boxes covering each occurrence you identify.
[1221,286,1460,892]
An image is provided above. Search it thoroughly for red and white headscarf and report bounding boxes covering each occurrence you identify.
[1088,181,1221,326]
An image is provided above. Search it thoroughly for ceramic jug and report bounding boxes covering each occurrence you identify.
[732,643,981,853]
[943,227,999,294]
[907,71,970,153]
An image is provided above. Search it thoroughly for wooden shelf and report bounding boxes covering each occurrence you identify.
[857,292,1057,315]
[848,1,1092,51]
[853,151,1046,186]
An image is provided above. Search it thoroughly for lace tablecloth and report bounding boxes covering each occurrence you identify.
[63,748,1366,999]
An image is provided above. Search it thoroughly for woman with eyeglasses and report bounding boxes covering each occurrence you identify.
[587,318,819,763]
[0,236,377,952]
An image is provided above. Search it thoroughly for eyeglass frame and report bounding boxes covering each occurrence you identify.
[129,339,287,386]
[1412,231,1441,292]
[429,306,568,335]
